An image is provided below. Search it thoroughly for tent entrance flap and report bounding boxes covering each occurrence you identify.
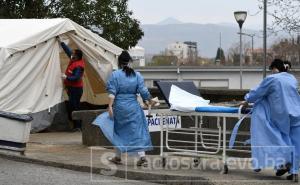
[85,60,106,94]
[59,38,109,105]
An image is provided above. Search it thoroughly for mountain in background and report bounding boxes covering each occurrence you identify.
[138,18,275,58]
[156,17,183,25]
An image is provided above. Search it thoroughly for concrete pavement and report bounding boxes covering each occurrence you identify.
[0,157,160,185]
[0,132,297,185]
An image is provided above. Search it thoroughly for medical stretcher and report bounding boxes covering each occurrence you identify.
[151,81,251,174]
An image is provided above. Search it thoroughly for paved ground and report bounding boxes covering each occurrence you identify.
[0,157,160,185]
[0,132,297,185]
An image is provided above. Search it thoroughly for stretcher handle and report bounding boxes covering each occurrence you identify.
[238,105,243,119]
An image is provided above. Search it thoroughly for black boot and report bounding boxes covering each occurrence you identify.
[137,157,148,167]
[254,169,261,172]
[276,163,291,176]
[276,168,289,176]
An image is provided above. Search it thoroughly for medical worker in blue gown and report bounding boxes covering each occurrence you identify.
[243,59,300,181]
[106,51,154,167]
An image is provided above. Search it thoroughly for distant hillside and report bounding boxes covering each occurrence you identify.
[157,17,183,25]
[138,23,261,58]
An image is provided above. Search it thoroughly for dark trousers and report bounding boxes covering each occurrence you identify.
[66,86,83,129]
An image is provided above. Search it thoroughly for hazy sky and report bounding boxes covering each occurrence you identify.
[128,0,264,29]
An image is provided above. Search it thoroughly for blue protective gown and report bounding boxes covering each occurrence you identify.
[106,69,153,153]
[245,72,300,174]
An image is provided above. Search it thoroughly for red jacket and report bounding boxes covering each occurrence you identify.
[64,59,85,87]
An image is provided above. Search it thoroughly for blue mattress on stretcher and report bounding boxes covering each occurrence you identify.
[195,106,239,113]
[154,81,252,114]
[195,106,251,114]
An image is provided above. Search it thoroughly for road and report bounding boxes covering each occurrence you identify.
[0,157,160,185]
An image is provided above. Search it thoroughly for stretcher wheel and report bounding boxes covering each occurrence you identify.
[293,174,298,183]
[222,164,229,174]
[193,158,200,167]
[161,157,166,167]
[287,174,299,182]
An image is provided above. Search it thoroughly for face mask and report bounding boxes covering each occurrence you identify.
[272,68,279,74]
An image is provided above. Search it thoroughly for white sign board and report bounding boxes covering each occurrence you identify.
[144,110,181,132]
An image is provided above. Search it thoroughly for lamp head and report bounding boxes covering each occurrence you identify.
[234,11,247,29]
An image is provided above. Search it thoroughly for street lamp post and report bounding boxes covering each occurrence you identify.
[234,11,247,89]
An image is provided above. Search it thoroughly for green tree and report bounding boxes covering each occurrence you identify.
[215,47,225,65]
[47,0,94,28]
[47,0,143,49]
[0,0,144,49]
[93,0,144,49]
[0,0,48,18]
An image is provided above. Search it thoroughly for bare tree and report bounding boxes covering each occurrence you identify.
[227,42,251,66]
[271,37,300,66]
[260,0,300,34]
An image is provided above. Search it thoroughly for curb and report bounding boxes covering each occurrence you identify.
[0,152,212,185]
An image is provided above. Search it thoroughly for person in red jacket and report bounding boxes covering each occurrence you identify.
[59,38,85,131]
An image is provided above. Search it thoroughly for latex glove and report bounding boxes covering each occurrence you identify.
[61,73,67,80]
[239,101,249,108]
[150,97,160,106]
[144,97,160,108]
[108,106,113,118]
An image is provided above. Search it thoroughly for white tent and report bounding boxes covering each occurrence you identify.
[0,18,122,132]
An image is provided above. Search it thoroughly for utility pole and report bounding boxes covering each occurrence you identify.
[297,34,300,65]
[219,32,222,48]
[263,0,267,78]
